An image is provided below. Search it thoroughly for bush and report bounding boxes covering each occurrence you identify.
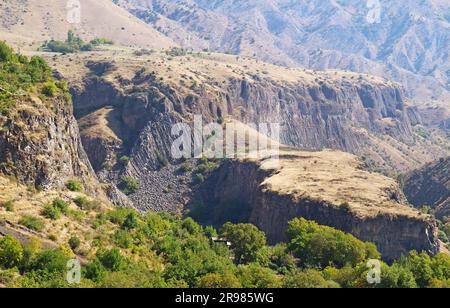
[52,199,69,214]
[90,38,114,45]
[41,82,58,97]
[66,180,83,192]
[121,212,139,230]
[73,196,89,209]
[1,200,14,212]
[42,204,61,220]
[29,249,69,273]
[0,235,24,269]
[119,176,140,195]
[97,248,126,272]
[119,156,130,166]
[194,173,205,183]
[180,162,193,173]
[196,272,242,288]
[283,269,339,288]
[0,41,14,62]
[236,263,281,288]
[19,215,44,232]
[156,153,169,167]
[68,237,81,251]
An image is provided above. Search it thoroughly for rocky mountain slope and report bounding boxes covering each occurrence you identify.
[0,0,175,49]
[0,43,102,196]
[190,146,439,261]
[404,157,450,220]
[116,0,450,102]
[43,48,447,182]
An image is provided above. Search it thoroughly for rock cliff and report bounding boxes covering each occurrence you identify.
[404,157,450,220]
[48,50,447,181]
[0,95,99,192]
[190,149,439,261]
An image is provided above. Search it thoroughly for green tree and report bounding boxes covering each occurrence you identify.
[287,218,378,268]
[196,272,242,288]
[220,223,267,264]
[378,263,418,288]
[29,249,70,273]
[97,248,126,272]
[0,235,24,269]
[0,41,14,62]
[236,263,281,288]
[283,269,339,288]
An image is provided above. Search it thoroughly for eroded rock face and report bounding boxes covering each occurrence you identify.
[404,157,450,220]
[191,158,439,262]
[0,97,97,192]
[71,68,427,176]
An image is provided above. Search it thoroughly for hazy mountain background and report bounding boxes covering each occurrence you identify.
[114,0,450,102]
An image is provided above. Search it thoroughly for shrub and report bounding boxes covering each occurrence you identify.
[194,173,205,183]
[236,263,281,288]
[56,199,69,213]
[113,230,133,249]
[119,176,140,195]
[1,200,15,212]
[121,212,139,230]
[0,41,14,62]
[156,153,169,167]
[283,269,339,288]
[42,204,61,220]
[66,180,83,192]
[73,196,89,209]
[180,162,193,173]
[196,272,242,288]
[68,237,81,251]
[29,249,69,273]
[19,215,44,232]
[97,248,126,272]
[90,38,114,45]
[0,235,24,269]
[119,156,130,166]
[41,82,58,97]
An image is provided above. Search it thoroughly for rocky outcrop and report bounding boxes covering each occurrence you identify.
[68,60,433,176]
[190,157,439,262]
[404,157,450,220]
[0,96,98,193]
[116,0,450,102]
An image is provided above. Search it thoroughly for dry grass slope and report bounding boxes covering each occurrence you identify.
[0,0,175,49]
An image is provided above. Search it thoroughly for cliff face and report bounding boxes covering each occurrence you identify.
[191,155,439,262]
[55,50,448,181]
[0,96,98,193]
[404,157,450,220]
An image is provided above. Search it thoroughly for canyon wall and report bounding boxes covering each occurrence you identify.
[191,159,439,262]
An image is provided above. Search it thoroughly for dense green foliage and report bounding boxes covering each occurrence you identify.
[287,218,380,268]
[0,41,69,111]
[220,222,267,264]
[41,31,114,54]
[1,207,449,288]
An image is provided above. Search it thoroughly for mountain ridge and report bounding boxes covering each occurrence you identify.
[115,0,450,102]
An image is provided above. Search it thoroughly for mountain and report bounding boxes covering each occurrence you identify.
[0,0,175,49]
[115,0,450,102]
[404,157,450,220]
